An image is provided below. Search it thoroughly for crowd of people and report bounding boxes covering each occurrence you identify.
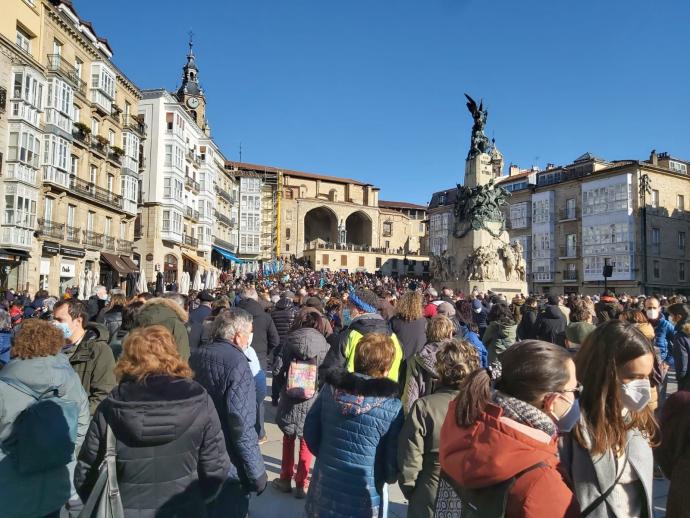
[0,262,689,517]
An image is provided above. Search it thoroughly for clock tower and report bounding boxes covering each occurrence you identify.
[176,36,210,136]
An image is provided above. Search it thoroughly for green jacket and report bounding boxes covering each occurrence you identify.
[64,322,116,414]
[482,320,517,364]
[135,298,190,361]
[398,387,459,518]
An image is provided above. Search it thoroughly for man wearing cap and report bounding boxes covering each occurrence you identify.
[321,287,403,382]
[189,289,215,325]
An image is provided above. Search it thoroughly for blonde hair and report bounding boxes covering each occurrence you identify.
[116,325,192,382]
[427,316,454,342]
[395,291,424,321]
[354,333,395,377]
[436,339,480,387]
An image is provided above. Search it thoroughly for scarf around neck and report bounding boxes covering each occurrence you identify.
[493,390,557,438]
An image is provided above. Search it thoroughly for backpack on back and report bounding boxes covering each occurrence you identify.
[285,357,318,400]
[0,377,79,474]
[435,463,545,518]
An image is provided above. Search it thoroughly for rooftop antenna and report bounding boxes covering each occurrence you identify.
[188,30,194,53]
[239,142,243,163]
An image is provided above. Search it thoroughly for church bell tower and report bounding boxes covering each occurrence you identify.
[176,35,210,136]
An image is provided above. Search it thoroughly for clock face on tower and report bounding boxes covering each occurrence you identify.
[186,96,200,109]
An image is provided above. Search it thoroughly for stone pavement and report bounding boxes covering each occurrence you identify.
[250,376,671,518]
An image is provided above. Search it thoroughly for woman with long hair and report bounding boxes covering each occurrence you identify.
[440,340,580,517]
[560,320,657,518]
[482,302,517,364]
[390,291,427,359]
[398,339,480,518]
[75,325,230,517]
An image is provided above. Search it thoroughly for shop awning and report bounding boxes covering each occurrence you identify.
[119,256,139,272]
[0,248,30,261]
[100,252,134,276]
[182,252,213,271]
[213,245,243,263]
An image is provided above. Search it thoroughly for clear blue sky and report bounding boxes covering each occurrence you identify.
[76,0,690,205]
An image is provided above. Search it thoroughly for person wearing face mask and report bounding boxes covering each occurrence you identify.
[439,340,581,518]
[667,303,690,392]
[644,296,675,389]
[189,308,268,517]
[53,299,115,414]
[560,320,657,518]
[86,285,108,321]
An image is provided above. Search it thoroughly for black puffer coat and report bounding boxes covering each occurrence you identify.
[276,327,330,437]
[536,305,567,346]
[390,316,427,360]
[75,375,230,517]
[100,305,124,338]
[517,306,540,340]
[271,298,298,347]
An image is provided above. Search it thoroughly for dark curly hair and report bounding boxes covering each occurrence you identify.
[436,339,480,388]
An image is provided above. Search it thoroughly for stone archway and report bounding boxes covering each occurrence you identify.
[304,206,338,244]
[346,211,373,247]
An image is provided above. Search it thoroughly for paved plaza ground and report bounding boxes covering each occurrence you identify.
[250,376,672,517]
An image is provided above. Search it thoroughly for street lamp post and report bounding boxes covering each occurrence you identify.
[639,173,652,294]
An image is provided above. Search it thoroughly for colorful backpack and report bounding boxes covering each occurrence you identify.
[285,357,318,400]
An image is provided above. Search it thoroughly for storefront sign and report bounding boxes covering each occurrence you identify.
[40,258,51,275]
[42,242,60,255]
[60,261,76,278]
[60,246,86,258]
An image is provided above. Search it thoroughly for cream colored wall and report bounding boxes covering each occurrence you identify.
[303,249,429,276]
[1,1,42,61]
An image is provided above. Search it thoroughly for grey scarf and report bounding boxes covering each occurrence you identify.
[493,390,557,438]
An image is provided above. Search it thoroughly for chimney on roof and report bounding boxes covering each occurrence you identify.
[509,164,520,176]
[650,149,658,166]
[546,163,556,170]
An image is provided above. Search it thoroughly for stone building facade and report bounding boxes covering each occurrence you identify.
[1,0,141,295]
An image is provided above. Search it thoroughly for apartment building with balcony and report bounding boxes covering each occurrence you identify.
[1,0,142,294]
[136,40,227,287]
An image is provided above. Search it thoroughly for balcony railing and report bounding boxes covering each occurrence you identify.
[215,210,233,226]
[72,128,90,146]
[117,239,134,254]
[36,218,63,240]
[83,230,104,248]
[123,114,146,137]
[90,139,108,157]
[213,238,237,253]
[107,151,122,165]
[66,226,81,243]
[563,270,578,281]
[104,236,116,250]
[47,54,85,93]
[69,175,123,210]
[216,187,234,203]
[559,245,580,258]
[559,207,580,221]
[185,176,200,192]
[183,234,199,247]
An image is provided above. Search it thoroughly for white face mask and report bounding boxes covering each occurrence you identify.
[645,309,659,320]
[247,332,254,347]
[620,379,651,412]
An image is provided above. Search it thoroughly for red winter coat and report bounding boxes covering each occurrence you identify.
[439,400,580,518]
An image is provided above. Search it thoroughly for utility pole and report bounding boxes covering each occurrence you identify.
[639,173,652,294]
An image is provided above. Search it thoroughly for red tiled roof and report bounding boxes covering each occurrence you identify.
[378,200,427,211]
[225,160,370,186]
[496,171,532,183]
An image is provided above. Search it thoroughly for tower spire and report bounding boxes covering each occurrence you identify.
[177,32,202,99]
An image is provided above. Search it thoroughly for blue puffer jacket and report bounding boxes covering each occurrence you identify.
[460,325,488,368]
[653,314,676,365]
[189,340,266,492]
[304,369,403,518]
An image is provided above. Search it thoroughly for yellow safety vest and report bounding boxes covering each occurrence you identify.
[344,329,403,382]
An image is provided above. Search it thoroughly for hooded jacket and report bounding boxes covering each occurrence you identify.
[74,376,230,517]
[303,369,403,518]
[237,297,280,370]
[672,321,690,391]
[276,327,330,437]
[402,341,440,414]
[0,354,90,518]
[536,305,567,346]
[321,313,403,382]
[64,321,116,414]
[440,399,580,518]
[136,298,190,360]
[651,313,675,365]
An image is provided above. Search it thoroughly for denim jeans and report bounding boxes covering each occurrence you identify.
[208,480,249,518]
[254,370,267,439]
